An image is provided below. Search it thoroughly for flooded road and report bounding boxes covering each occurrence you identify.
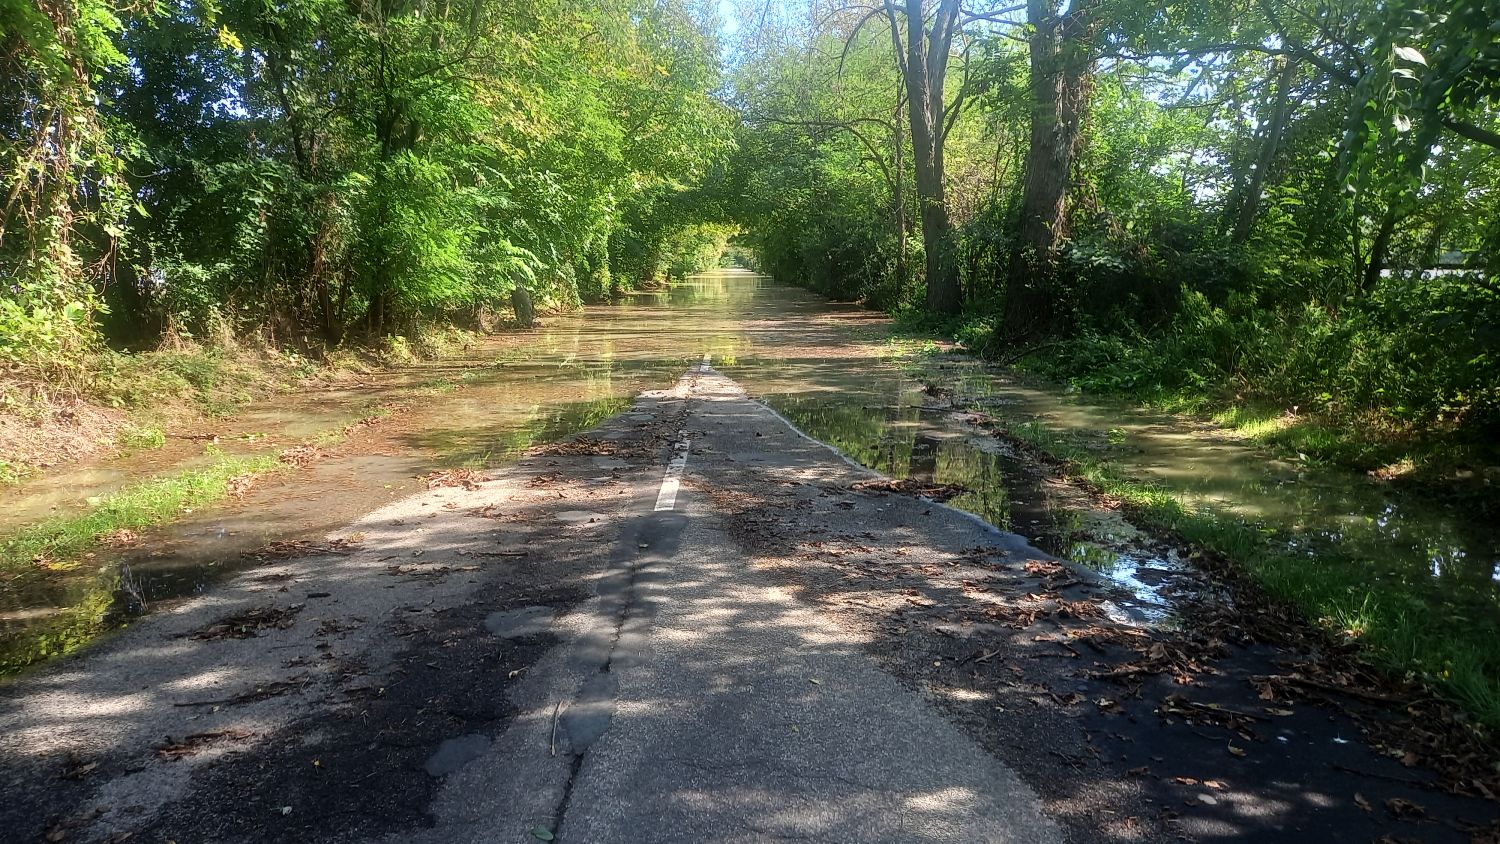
[2,270,1497,670]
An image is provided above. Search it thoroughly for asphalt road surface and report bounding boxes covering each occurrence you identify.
[1,359,1493,843]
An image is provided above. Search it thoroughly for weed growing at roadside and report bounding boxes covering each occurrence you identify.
[116,423,166,451]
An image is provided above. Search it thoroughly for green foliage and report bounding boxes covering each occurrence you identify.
[116,423,165,452]
[1023,269,1500,452]
[3,0,734,381]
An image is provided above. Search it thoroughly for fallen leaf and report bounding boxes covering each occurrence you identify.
[1385,797,1425,819]
[1227,743,1247,758]
[532,827,556,841]
[1171,776,1199,786]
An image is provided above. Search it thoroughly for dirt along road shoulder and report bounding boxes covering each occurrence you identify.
[1,358,1495,843]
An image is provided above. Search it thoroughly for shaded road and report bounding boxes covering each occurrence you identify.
[1,356,1494,843]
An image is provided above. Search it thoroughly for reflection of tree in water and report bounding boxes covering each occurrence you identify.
[768,392,919,480]
[768,391,1033,533]
[933,441,1015,531]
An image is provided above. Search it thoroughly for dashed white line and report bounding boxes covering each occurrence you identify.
[653,353,712,512]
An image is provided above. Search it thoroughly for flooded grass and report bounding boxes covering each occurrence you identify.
[987,415,1500,732]
[0,451,283,582]
[0,451,285,672]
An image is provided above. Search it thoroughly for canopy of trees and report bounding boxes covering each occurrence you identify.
[723,0,1500,438]
[2,0,734,369]
[7,0,1498,439]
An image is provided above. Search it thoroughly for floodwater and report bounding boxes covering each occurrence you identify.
[1,270,1496,668]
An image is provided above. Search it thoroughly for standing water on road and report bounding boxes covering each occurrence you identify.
[1,270,1496,668]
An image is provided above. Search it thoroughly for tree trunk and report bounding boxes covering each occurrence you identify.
[1231,58,1296,245]
[886,0,963,315]
[893,93,908,290]
[1361,207,1399,293]
[1004,0,1097,335]
[511,285,536,328]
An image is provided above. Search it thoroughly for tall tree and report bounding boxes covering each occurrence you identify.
[883,0,963,315]
[1003,0,1098,336]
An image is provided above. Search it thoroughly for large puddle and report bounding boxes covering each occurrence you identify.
[2,271,1497,668]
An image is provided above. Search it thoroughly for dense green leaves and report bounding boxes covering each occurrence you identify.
[2,0,733,365]
[725,0,1499,436]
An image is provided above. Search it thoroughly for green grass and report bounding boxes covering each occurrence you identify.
[0,448,289,673]
[116,423,166,451]
[1,451,283,582]
[1000,419,1500,734]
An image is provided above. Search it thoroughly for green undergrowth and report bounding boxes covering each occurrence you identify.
[1006,338,1492,481]
[894,303,1493,480]
[1000,419,1500,735]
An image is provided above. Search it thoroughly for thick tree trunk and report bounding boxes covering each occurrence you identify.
[1231,59,1297,245]
[1004,0,1096,335]
[511,285,536,328]
[887,0,963,315]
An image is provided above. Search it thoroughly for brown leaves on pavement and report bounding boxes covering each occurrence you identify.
[422,468,486,490]
[242,537,357,562]
[851,478,969,502]
[278,444,324,469]
[191,604,303,639]
[155,728,255,760]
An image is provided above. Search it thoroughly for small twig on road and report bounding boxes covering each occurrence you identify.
[550,700,562,757]
[1275,674,1404,704]
[966,647,1004,664]
[1330,763,1442,791]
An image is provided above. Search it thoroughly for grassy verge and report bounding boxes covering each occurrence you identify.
[0,323,484,486]
[995,417,1500,734]
[2,450,284,580]
[1006,347,1497,485]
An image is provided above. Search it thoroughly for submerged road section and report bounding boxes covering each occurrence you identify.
[2,352,1496,844]
[0,359,1060,844]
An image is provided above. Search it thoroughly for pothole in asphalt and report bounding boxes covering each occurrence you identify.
[556,510,607,525]
[424,734,491,776]
[485,605,554,638]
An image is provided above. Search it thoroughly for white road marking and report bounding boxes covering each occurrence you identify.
[654,439,690,512]
[653,354,712,512]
